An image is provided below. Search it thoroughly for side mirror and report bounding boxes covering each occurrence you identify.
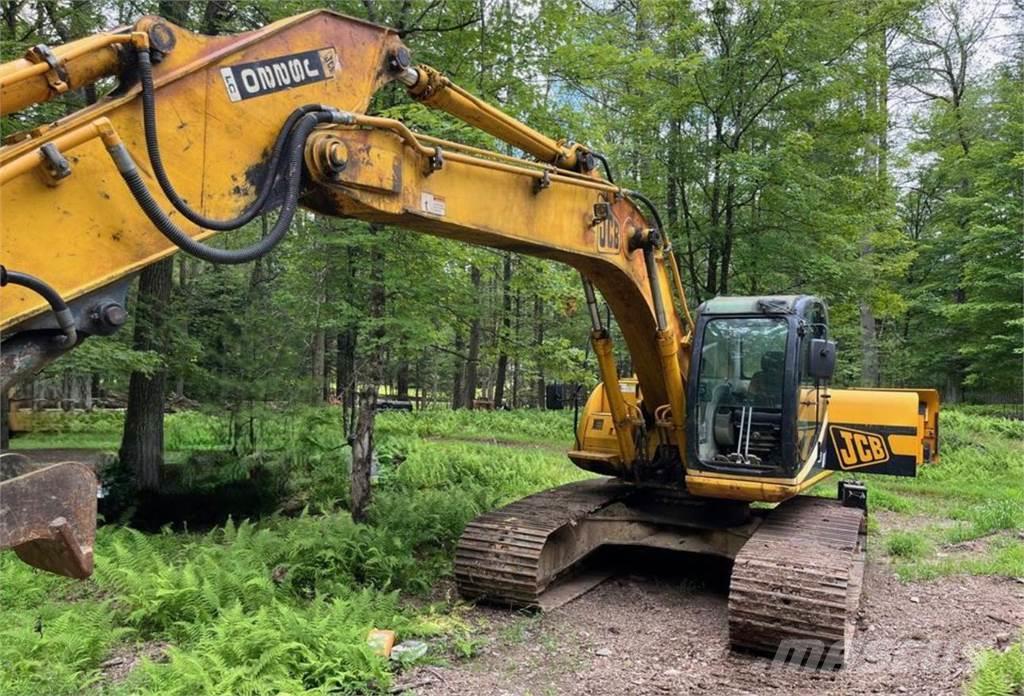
[808,338,836,381]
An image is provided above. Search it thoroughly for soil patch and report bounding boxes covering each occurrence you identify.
[401,552,1024,695]
[100,641,170,683]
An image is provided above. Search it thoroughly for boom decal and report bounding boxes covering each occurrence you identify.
[220,48,337,102]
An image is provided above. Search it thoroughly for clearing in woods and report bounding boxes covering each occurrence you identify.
[1,408,1022,695]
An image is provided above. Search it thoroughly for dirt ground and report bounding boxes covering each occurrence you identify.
[400,551,1024,696]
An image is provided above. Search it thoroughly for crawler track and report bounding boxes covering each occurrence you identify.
[454,478,631,607]
[728,496,866,666]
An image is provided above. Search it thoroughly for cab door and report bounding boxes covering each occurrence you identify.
[796,302,829,465]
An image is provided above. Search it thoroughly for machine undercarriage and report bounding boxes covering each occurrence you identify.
[454,478,867,667]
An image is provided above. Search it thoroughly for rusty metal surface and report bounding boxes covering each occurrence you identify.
[0,459,97,578]
[727,496,866,666]
[0,332,73,392]
[454,478,632,607]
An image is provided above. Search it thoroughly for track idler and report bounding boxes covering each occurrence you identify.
[0,455,97,578]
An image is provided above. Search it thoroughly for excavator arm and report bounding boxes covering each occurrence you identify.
[0,11,693,577]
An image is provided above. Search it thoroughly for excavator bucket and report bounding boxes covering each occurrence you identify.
[0,457,97,579]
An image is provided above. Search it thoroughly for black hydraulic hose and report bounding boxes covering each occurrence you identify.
[0,266,77,345]
[592,152,615,185]
[110,111,341,264]
[137,47,326,231]
[624,189,665,241]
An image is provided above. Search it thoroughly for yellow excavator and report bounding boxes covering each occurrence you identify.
[0,11,939,666]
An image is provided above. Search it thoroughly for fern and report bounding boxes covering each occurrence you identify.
[968,637,1024,696]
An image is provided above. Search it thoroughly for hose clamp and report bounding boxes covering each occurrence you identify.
[25,44,69,96]
[106,143,137,175]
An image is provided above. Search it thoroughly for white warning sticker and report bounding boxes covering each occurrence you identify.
[420,192,446,216]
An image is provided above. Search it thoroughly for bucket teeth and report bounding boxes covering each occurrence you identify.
[728,496,866,668]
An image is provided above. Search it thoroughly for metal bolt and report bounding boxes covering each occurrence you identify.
[91,302,127,333]
[326,142,347,174]
[388,47,411,72]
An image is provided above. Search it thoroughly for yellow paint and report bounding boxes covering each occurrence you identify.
[685,469,834,503]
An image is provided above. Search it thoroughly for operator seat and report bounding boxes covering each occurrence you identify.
[749,351,785,405]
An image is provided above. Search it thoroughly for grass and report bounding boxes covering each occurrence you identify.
[1,406,1020,693]
[10,407,577,452]
[811,409,1024,582]
[883,530,933,559]
[1,409,584,695]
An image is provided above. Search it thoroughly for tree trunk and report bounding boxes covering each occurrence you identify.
[311,328,325,404]
[336,328,356,423]
[511,288,521,407]
[859,21,887,389]
[415,359,424,408]
[396,362,410,400]
[452,328,465,409]
[323,335,334,402]
[493,253,513,407]
[705,126,723,296]
[350,386,376,522]
[719,180,735,294]
[120,259,173,492]
[533,293,545,409]
[463,265,482,409]
[859,304,880,387]
[350,230,385,521]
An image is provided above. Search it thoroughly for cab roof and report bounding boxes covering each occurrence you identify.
[697,295,817,316]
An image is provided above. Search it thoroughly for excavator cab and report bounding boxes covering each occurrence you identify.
[687,295,833,479]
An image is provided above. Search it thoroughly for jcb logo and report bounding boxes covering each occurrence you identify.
[829,426,890,469]
[596,218,620,254]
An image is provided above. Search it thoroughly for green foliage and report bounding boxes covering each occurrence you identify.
[0,601,130,696]
[117,596,410,696]
[884,531,931,559]
[3,407,1022,693]
[967,634,1024,696]
[854,409,1024,583]
[376,409,574,447]
[0,408,586,694]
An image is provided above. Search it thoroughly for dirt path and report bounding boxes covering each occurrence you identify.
[402,555,1023,696]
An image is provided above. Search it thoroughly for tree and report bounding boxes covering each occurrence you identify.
[119,260,173,492]
[894,0,1010,400]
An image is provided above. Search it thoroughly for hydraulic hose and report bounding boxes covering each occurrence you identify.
[0,266,77,346]
[592,152,615,185]
[624,189,665,242]
[624,189,695,330]
[109,110,342,264]
[137,47,327,231]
